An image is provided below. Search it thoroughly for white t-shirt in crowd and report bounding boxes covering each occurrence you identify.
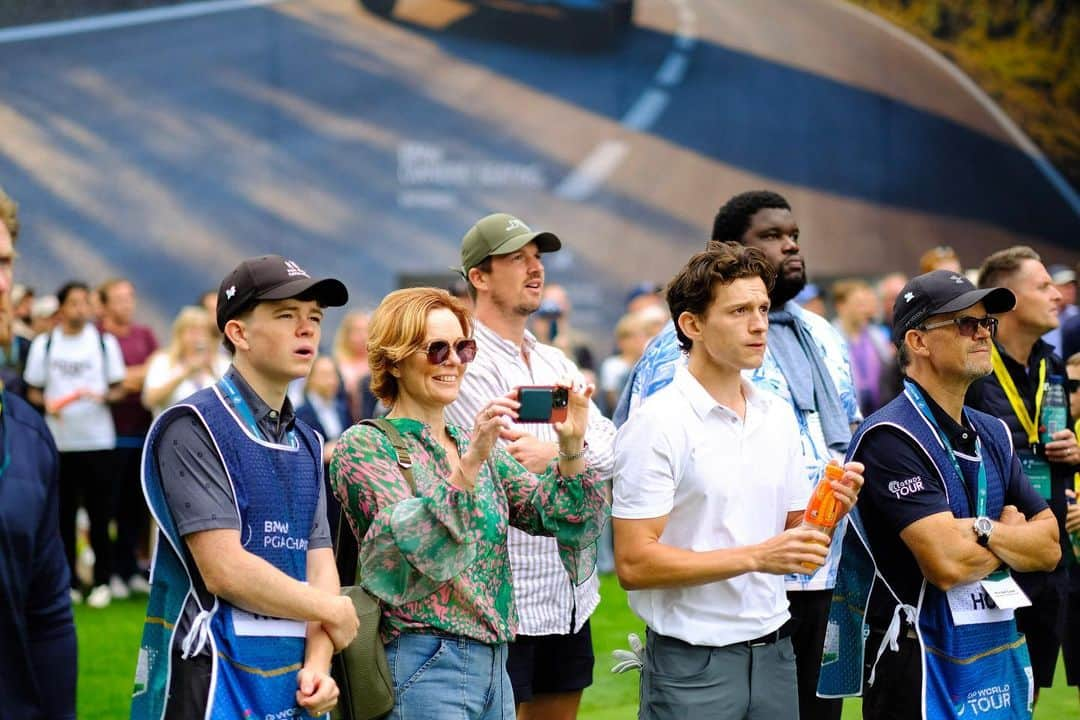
[142,351,230,417]
[599,354,630,394]
[24,325,126,452]
[613,366,810,647]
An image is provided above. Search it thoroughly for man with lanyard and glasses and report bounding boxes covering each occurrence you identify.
[131,255,358,720]
[965,247,1077,706]
[819,270,1060,720]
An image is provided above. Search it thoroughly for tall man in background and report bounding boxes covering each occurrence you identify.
[966,247,1077,705]
[615,190,861,720]
[447,213,616,720]
[99,278,158,597]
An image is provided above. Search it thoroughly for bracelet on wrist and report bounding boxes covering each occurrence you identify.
[558,446,586,461]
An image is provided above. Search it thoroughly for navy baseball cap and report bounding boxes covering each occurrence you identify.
[892,270,1015,345]
[216,255,348,331]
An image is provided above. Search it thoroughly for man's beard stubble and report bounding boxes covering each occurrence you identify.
[490,292,540,319]
[771,268,807,307]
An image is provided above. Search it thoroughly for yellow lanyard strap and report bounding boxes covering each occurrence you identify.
[1075,419,1080,490]
[989,344,1046,446]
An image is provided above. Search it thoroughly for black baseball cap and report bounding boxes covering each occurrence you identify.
[892,269,1015,345]
[216,255,348,331]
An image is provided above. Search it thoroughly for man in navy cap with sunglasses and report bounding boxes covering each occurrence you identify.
[131,255,358,720]
[818,269,1060,720]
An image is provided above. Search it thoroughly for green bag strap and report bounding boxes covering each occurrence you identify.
[334,418,417,586]
[359,418,416,494]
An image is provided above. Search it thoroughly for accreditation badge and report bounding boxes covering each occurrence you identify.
[232,608,307,638]
[947,570,1031,626]
[979,571,1032,611]
[1019,452,1052,500]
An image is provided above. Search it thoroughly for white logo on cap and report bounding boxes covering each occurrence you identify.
[225,285,236,300]
[950,275,965,284]
[283,260,310,278]
[505,218,529,233]
[904,292,915,302]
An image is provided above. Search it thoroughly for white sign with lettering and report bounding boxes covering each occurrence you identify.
[232,608,307,638]
[946,581,1016,626]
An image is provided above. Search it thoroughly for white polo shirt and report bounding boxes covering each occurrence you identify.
[613,366,809,647]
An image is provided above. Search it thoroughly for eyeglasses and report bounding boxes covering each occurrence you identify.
[423,338,477,365]
[919,315,998,338]
[1066,378,1080,394]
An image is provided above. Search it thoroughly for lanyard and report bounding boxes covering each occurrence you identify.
[990,344,1046,447]
[217,376,297,448]
[905,380,987,517]
[0,390,10,483]
[1075,419,1080,490]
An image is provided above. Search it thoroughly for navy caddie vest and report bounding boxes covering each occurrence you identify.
[819,386,1034,720]
[131,379,325,720]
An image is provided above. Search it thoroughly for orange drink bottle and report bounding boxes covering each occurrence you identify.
[799,463,845,571]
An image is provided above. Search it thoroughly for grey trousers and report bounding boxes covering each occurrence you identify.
[639,629,799,720]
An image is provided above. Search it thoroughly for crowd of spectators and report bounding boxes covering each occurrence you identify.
[3,176,1079,720]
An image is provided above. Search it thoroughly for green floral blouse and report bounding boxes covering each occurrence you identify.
[329,418,608,644]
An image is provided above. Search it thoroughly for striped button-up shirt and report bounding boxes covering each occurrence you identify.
[446,319,616,636]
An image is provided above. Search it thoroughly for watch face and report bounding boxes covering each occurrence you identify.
[975,517,993,535]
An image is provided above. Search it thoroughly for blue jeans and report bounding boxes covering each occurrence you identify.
[385,632,515,720]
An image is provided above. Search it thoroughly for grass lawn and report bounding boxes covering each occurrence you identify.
[77,576,1077,718]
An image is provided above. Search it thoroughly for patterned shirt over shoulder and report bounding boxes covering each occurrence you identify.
[329,417,607,644]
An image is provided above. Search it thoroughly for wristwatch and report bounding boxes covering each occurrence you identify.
[973,516,994,547]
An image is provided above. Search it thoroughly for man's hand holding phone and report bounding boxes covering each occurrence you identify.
[506,378,593,475]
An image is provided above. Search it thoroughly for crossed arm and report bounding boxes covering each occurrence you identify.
[900,507,1059,591]
[185,532,356,715]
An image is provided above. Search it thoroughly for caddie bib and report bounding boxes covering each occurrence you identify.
[131,378,325,720]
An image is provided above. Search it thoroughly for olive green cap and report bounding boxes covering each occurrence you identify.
[457,213,561,277]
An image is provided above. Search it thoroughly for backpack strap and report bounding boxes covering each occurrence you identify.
[44,327,113,388]
[334,418,417,586]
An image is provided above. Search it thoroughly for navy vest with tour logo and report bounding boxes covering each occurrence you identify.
[819,385,1034,720]
[131,377,325,720]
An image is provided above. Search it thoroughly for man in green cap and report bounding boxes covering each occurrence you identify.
[447,213,616,720]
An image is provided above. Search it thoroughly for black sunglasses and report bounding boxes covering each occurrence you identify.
[423,338,477,365]
[919,315,998,338]
[1066,378,1080,394]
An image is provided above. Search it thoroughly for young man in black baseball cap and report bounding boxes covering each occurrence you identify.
[820,269,1060,719]
[131,255,357,720]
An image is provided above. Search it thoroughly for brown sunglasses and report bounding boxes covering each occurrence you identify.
[919,315,998,338]
[423,339,477,365]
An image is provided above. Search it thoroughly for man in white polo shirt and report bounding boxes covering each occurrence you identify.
[613,244,863,720]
